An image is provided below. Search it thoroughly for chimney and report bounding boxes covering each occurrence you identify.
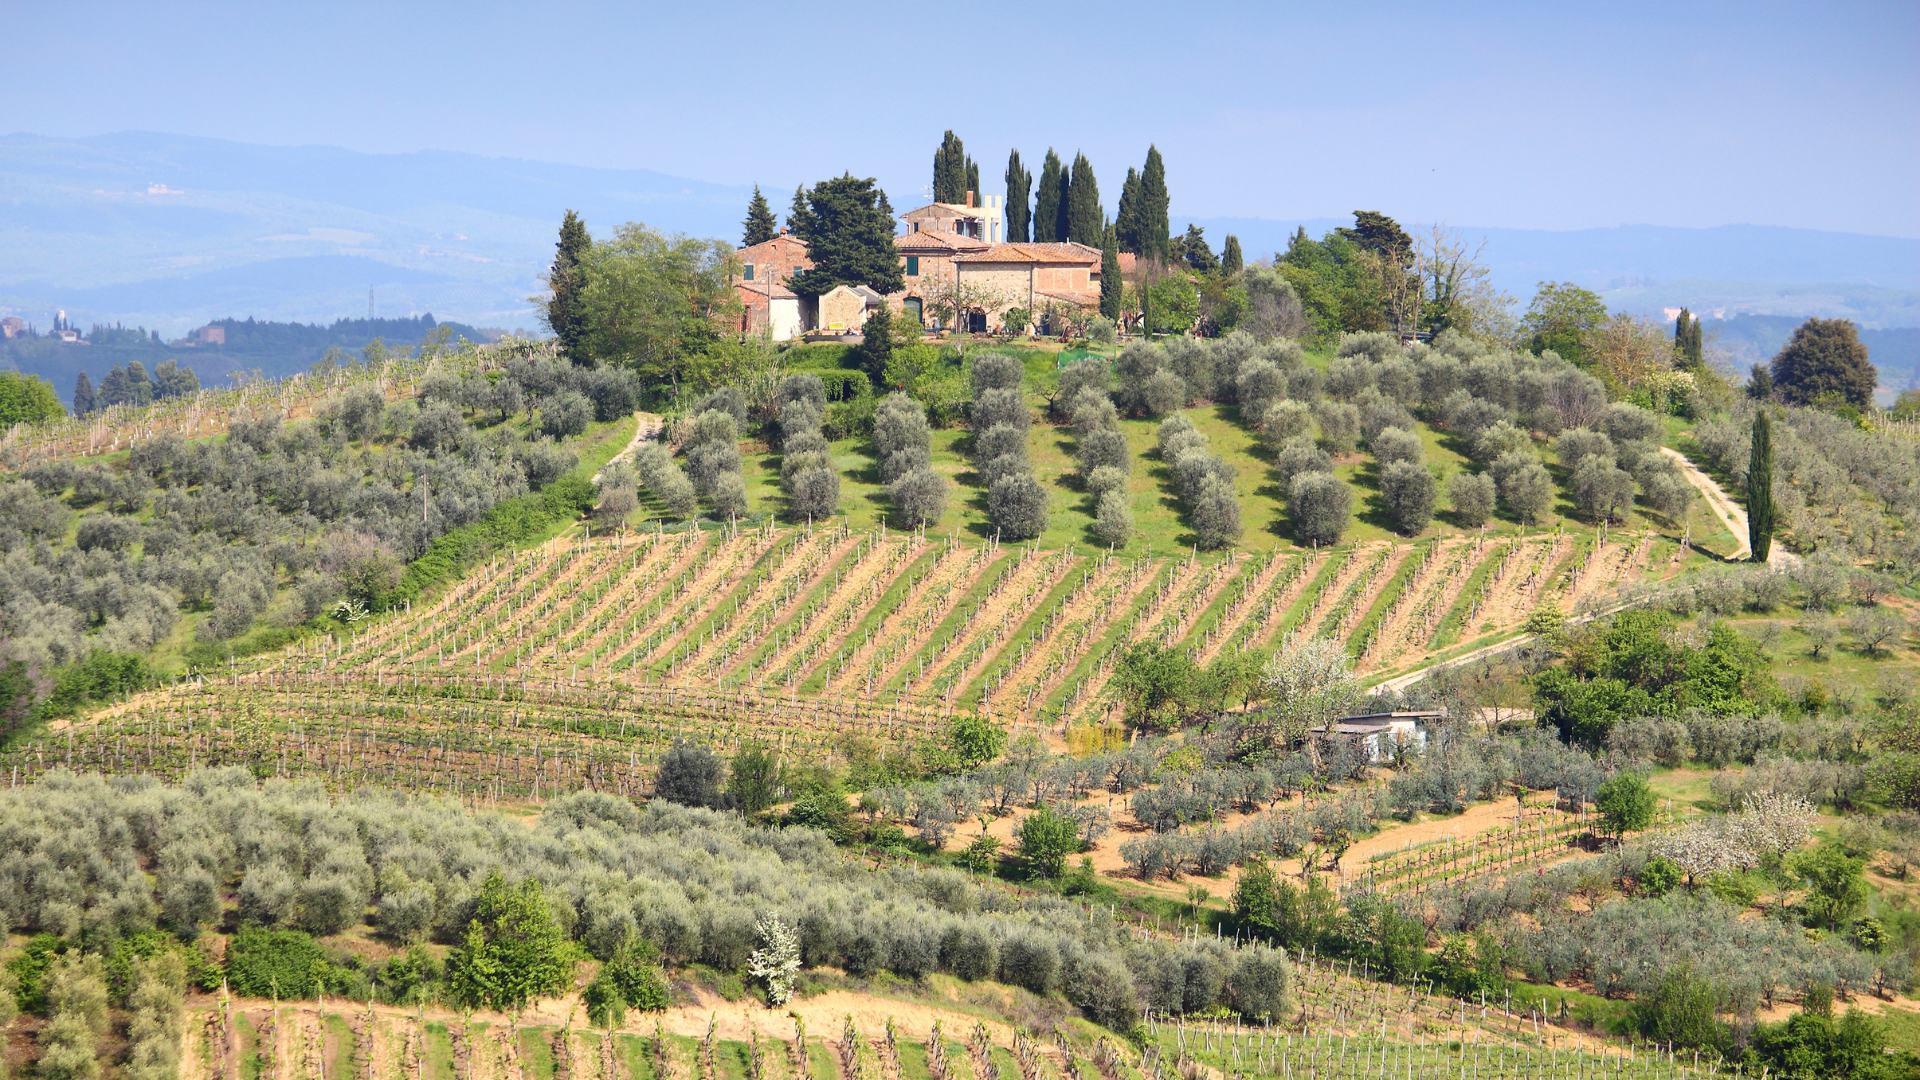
[965,190,975,208]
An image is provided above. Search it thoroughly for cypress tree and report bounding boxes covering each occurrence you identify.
[966,159,980,202]
[1115,167,1143,253]
[1674,308,1705,369]
[1066,153,1101,245]
[1004,150,1032,242]
[1221,235,1244,276]
[1100,225,1123,321]
[72,371,97,416]
[1747,409,1773,562]
[546,210,592,362]
[1033,150,1064,243]
[933,131,977,204]
[742,185,777,247]
[1139,146,1171,259]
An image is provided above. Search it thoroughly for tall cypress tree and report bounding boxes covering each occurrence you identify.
[1033,150,1064,243]
[72,371,97,416]
[966,159,980,202]
[1139,146,1171,259]
[1748,409,1773,563]
[1115,167,1143,253]
[1067,154,1100,245]
[1100,225,1123,321]
[787,186,815,235]
[933,131,975,204]
[1004,150,1032,242]
[1221,235,1244,276]
[742,185,777,246]
[546,210,592,363]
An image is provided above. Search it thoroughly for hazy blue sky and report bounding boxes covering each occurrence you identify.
[6,1,1917,235]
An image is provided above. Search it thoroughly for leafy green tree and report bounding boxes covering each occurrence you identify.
[1017,805,1081,878]
[546,210,593,362]
[789,175,905,297]
[98,362,153,407]
[1099,225,1123,321]
[1177,224,1217,273]
[1138,145,1171,259]
[0,371,64,425]
[1748,408,1773,562]
[1634,966,1722,1051]
[655,741,726,808]
[728,743,782,816]
[1595,773,1656,840]
[1145,273,1198,336]
[153,359,199,399]
[1033,149,1065,243]
[1221,235,1244,276]
[578,223,736,394]
[1110,641,1198,731]
[946,715,1007,770]
[1769,318,1876,410]
[447,872,575,1011]
[741,185,777,247]
[1066,153,1101,245]
[1004,150,1032,242]
[1793,844,1868,930]
[1522,281,1608,365]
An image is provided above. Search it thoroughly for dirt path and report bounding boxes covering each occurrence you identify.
[1661,445,1796,567]
[592,412,664,484]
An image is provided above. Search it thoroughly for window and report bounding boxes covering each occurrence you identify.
[743,263,755,280]
[905,256,919,276]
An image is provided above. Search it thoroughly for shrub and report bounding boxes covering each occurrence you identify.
[987,472,1048,541]
[1448,471,1496,526]
[1289,473,1351,546]
[1092,490,1133,547]
[1379,461,1436,535]
[889,468,947,528]
[1371,426,1424,468]
[446,872,575,1011]
[227,928,341,998]
[655,742,726,808]
[1018,806,1082,878]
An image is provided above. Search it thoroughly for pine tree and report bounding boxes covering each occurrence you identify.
[1139,145,1171,259]
[1100,225,1123,321]
[742,185,777,246]
[1221,235,1244,276]
[1066,153,1101,245]
[1033,150,1064,243]
[1115,167,1143,252]
[1004,150,1032,242]
[546,210,592,363]
[788,175,906,297]
[787,185,815,235]
[1748,409,1773,563]
[72,371,96,416]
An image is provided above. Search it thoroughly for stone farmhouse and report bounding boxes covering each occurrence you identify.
[730,191,1100,340]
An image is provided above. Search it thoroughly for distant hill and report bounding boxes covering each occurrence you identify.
[4,130,1918,344]
[1,313,491,402]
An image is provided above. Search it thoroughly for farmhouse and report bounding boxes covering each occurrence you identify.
[947,241,1102,334]
[901,193,1005,245]
[1317,708,1447,763]
[734,234,813,341]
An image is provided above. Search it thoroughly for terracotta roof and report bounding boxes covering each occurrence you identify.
[894,229,988,252]
[1117,252,1139,274]
[952,242,1101,265]
[902,202,993,220]
[736,234,811,260]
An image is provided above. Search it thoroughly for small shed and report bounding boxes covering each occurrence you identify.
[816,284,886,333]
[1317,708,1448,763]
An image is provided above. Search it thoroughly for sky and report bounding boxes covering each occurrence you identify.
[5,0,1918,236]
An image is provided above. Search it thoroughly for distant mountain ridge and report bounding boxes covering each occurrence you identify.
[3,130,1917,339]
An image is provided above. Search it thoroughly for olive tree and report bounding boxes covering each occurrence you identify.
[1289,472,1352,546]
[1379,462,1436,535]
[1448,471,1496,527]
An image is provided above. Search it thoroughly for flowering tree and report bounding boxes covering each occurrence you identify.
[747,915,801,1006]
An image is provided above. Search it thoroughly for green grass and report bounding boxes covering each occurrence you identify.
[323,1014,358,1080]
[1429,543,1507,649]
[518,1027,557,1080]
[424,1023,456,1080]
[619,1033,656,1080]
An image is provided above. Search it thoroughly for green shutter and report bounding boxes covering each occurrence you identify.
[743,263,755,280]
[906,256,919,276]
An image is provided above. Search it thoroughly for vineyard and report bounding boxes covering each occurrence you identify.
[176,955,1729,1080]
[7,522,1685,791]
